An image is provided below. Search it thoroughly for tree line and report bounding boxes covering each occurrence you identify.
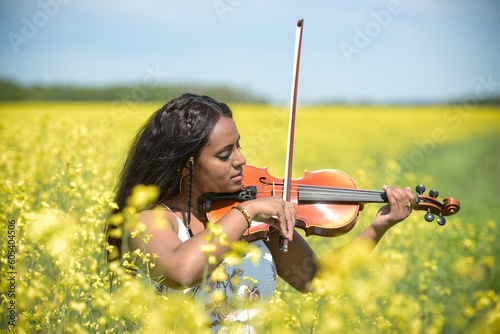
[0,79,266,103]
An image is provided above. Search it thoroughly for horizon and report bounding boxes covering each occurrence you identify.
[2,78,500,106]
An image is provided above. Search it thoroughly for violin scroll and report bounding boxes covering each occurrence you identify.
[414,184,461,226]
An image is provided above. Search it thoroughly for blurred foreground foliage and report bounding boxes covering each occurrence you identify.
[1,102,499,333]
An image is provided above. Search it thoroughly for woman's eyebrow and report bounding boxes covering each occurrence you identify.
[219,144,233,151]
[218,136,240,151]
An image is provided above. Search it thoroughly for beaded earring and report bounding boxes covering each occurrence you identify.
[186,157,194,237]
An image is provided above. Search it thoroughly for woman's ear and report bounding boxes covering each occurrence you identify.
[178,157,194,177]
[179,159,192,176]
[181,165,189,176]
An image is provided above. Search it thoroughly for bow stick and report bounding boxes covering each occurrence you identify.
[280,19,304,253]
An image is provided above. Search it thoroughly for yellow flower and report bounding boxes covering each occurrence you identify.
[69,301,87,312]
[211,289,226,303]
[452,256,474,276]
[248,248,262,266]
[244,276,258,285]
[463,305,475,317]
[385,159,401,174]
[476,296,492,311]
[152,206,170,229]
[126,184,160,208]
[224,253,242,266]
[487,303,500,332]
[486,220,496,230]
[109,202,119,210]
[211,266,228,282]
[98,316,107,327]
[108,213,124,226]
[208,222,224,236]
[230,275,241,287]
[482,256,495,269]
[142,233,153,244]
[200,243,216,255]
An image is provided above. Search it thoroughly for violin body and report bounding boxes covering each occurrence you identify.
[204,165,360,242]
[200,165,461,243]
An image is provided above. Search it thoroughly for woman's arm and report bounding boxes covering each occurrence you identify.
[128,196,296,289]
[129,207,249,289]
[265,230,317,292]
[269,185,416,293]
[356,185,417,243]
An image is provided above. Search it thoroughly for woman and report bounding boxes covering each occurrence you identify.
[107,93,416,330]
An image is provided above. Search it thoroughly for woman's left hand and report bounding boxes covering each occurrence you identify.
[373,185,416,230]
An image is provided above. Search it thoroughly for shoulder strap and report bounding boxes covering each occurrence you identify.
[158,203,191,241]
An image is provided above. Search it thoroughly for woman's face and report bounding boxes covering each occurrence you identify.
[192,116,246,195]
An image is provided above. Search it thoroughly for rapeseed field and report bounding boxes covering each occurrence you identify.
[1,102,499,333]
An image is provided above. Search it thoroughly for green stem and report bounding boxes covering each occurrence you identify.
[201,259,209,297]
[141,241,153,302]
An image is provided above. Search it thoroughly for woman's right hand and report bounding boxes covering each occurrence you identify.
[242,196,296,242]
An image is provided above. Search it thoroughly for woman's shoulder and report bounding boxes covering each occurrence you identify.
[137,203,181,235]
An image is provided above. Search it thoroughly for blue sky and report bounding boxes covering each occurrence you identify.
[1,0,499,103]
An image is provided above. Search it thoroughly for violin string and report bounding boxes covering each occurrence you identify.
[252,184,388,202]
[253,184,424,205]
[253,183,386,195]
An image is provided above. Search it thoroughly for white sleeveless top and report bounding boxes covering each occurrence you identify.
[152,204,277,332]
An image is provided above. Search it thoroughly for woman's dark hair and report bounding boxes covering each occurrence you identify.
[106,93,233,260]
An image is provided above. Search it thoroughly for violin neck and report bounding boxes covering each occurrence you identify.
[298,185,388,204]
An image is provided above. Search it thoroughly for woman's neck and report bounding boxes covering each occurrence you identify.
[167,192,204,219]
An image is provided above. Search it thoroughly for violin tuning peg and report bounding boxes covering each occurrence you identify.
[416,185,426,195]
[429,189,439,199]
[437,214,446,226]
[424,209,434,222]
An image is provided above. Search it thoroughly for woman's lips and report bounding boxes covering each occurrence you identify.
[231,172,243,182]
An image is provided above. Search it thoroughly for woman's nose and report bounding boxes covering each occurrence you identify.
[233,148,246,167]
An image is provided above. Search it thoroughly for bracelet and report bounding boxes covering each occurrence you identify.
[231,205,252,228]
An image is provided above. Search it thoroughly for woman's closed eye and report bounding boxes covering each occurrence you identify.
[217,153,230,161]
[216,141,241,161]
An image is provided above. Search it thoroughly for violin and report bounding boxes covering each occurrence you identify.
[199,19,461,251]
[199,165,461,243]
